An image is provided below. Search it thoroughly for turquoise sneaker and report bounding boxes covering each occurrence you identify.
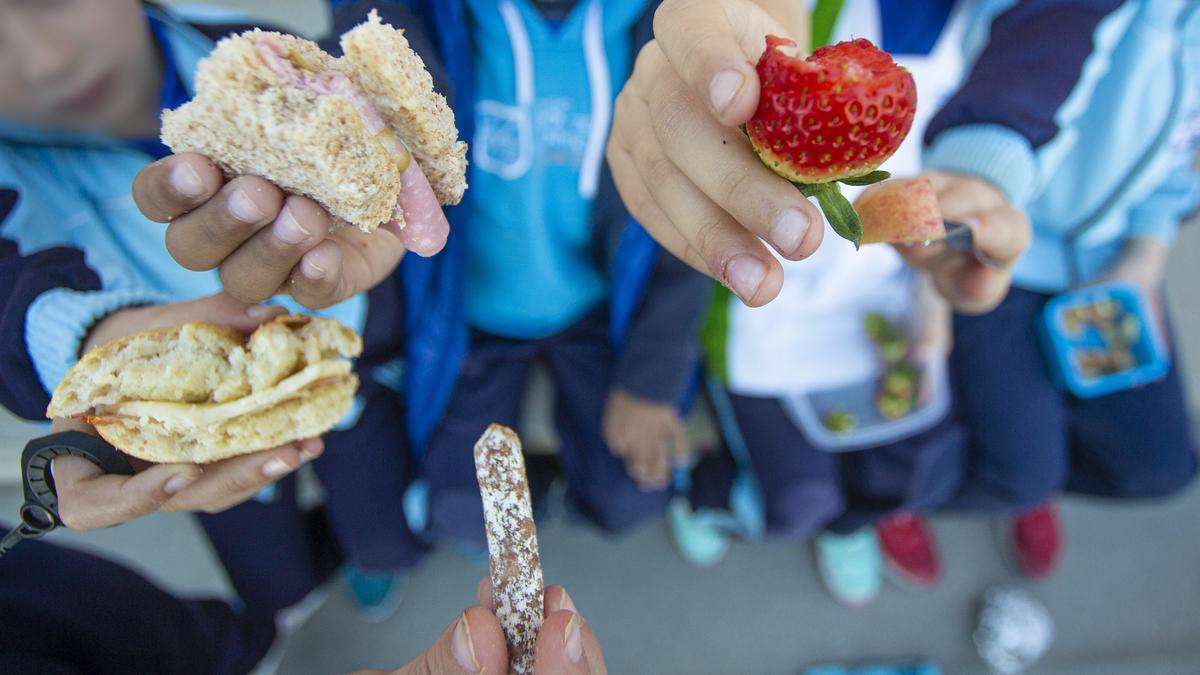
[344,565,407,623]
[667,497,732,567]
[814,528,882,608]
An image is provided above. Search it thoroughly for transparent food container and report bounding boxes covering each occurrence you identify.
[781,360,951,452]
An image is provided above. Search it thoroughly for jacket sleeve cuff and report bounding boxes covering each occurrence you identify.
[1126,215,1180,244]
[614,342,699,406]
[923,124,1040,208]
[27,287,171,396]
[1125,169,1200,245]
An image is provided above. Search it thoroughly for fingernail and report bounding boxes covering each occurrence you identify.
[228,187,264,223]
[452,613,481,673]
[709,69,745,116]
[558,588,578,614]
[164,471,197,496]
[246,304,278,320]
[170,162,204,199]
[724,255,767,304]
[262,458,294,479]
[769,209,812,256]
[300,252,326,280]
[563,613,583,665]
[273,206,311,244]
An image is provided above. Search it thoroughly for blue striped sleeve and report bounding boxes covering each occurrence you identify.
[924,0,1131,205]
[0,188,106,419]
[0,191,171,419]
[1127,161,1200,244]
[26,287,173,403]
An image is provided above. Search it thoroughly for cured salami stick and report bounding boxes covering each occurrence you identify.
[474,424,544,674]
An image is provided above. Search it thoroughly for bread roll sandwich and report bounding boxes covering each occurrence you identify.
[46,315,362,464]
[161,10,466,256]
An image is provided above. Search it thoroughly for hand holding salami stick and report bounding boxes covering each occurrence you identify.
[353,424,605,675]
[474,424,545,675]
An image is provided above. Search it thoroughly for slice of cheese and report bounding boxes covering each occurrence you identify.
[94,360,351,430]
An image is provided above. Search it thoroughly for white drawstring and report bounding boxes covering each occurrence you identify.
[475,0,535,180]
[498,0,535,107]
[579,0,611,199]
[494,0,610,197]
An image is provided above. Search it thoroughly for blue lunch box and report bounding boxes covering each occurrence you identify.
[1037,281,1169,398]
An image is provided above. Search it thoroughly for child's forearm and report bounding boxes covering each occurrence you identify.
[1124,237,1170,265]
[1112,237,1170,288]
[915,271,952,357]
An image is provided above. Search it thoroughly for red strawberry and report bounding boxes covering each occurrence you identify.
[747,36,916,247]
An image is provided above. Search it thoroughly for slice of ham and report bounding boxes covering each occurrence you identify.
[393,160,451,256]
[254,36,449,256]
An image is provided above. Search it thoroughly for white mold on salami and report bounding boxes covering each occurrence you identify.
[474,423,544,675]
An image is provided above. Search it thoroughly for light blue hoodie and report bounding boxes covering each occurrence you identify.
[924,0,1200,291]
[463,0,648,338]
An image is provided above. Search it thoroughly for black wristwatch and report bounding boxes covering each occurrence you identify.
[0,431,134,557]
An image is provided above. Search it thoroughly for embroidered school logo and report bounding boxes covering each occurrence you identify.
[473,99,533,180]
[473,96,591,181]
[535,97,591,167]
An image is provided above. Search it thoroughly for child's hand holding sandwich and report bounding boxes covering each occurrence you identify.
[133,153,412,310]
[48,292,328,531]
[134,12,467,310]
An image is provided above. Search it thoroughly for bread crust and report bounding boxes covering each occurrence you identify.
[161,31,402,231]
[160,11,467,232]
[47,315,363,464]
[340,10,468,206]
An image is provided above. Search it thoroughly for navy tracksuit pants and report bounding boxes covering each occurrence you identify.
[420,310,671,546]
[199,277,426,613]
[693,392,965,538]
[948,287,1197,512]
[198,386,427,614]
[0,532,274,675]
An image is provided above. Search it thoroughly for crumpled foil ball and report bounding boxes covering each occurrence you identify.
[974,586,1054,674]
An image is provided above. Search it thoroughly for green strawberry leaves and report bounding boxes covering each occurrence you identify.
[798,181,863,249]
[839,170,891,186]
[740,127,890,250]
[794,171,891,248]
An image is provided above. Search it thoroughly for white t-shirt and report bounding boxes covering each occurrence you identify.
[725,1,968,397]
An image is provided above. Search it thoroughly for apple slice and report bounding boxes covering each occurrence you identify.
[855,178,946,245]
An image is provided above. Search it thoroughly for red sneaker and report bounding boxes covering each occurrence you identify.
[877,512,942,587]
[1011,503,1063,579]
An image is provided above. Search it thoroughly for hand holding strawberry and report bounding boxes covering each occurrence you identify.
[608,1,826,307]
[747,37,916,247]
[608,2,1026,312]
